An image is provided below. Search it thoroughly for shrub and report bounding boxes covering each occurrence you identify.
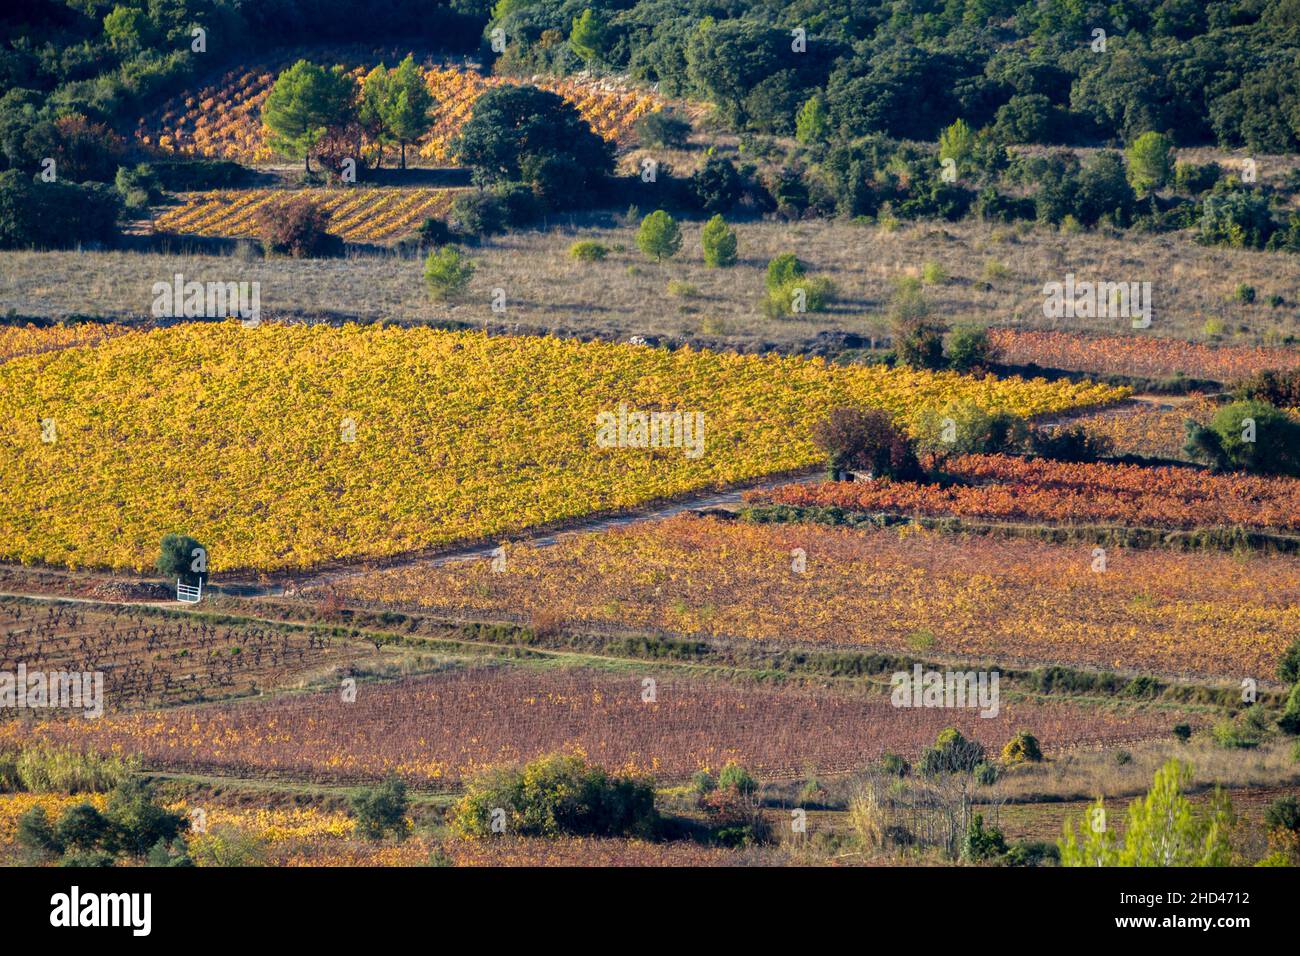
[919,728,986,776]
[1264,796,1300,834]
[810,407,922,482]
[700,214,737,268]
[912,401,1026,457]
[15,746,137,794]
[569,240,608,262]
[690,769,717,795]
[146,837,194,867]
[449,190,506,236]
[16,807,60,857]
[716,761,757,796]
[1235,283,1256,304]
[103,778,188,857]
[962,813,1008,861]
[55,802,112,851]
[879,752,910,777]
[1174,161,1219,195]
[946,325,993,372]
[634,110,691,149]
[351,773,409,841]
[766,253,805,291]
[415,217,455,247]
[114,163,163,216]
[1029,424,1112,463]
[1173,723,1192,742]
[765,275,835,317]
[1184,400,1300,476]
[636,209,681,262]
[1125,131,1174,195]
[1199,191,1275,249]
[423,245,476,301]
[156,533,206,587]
[257,196,341,258]
[0,170,120,250]
[1280,684,1300,736]
[450,753,658,839]
[921,261,947,284]
[975,762,1000,785]
[689,157,745,214]
[1001,731,1044,764]
[188,825,268,867]
[1234,369,1300,408]
[1278,639,1300,685]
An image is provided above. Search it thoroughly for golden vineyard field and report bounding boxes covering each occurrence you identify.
[152,187,458,241]
[136,59,665,165]
[0,322,1124,573]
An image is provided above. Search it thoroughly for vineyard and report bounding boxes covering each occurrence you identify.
[0,598,344,710]
[153,188,459,242]
[0,322,1123,573]
[0,323,128,365]
[136,59,665,166]
[1,665,1186,785]
[333,514,1300,680]
[989,329,1300,382]
[748,455,1300,533]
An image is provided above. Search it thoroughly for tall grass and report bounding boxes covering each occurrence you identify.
[7,746,138,794]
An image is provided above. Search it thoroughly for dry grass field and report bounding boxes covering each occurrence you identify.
[4,217,1297,351]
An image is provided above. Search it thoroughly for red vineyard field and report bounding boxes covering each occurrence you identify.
[1,666,1185,785]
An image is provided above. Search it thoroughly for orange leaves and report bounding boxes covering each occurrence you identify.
[338,514,1300,680]
[154,188,456,242]
[752,454,1300,532]
[10,665,1184,785]
[989,329,1300,382]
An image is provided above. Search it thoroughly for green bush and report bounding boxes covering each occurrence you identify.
[634,110,691,148]
[1184,400,1300,476]
[0,170,120,250]
[879,752,910,777]
[1029,424,1113,463]
[16,806,60,858]
[765,274,835,317]
[919,728,986,776]
[55,802,112,851]
[156,533,206,587]
[766,253,804,291]
[423,245,476,301]
[15,746,137,794]
[103,778,188,857]
[1235,283,1256,304]
[912,400,1026,457]
[1278,639,1300,685]
[717,761,757,796]
[114,163,163,216]
[636,209,682,262]
[946,325,993,372]
[450,753,658,839]
[1173,723,1192,742]
[700,214,737,268]
[351,774,410,841]
[1001,731,1043,764]
[569,240,608,262]
[962,813,1008,861]
[1264,795,1300,834]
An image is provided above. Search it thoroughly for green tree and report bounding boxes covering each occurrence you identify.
[1126,131,1174,194]
[795,94,831,146]
[454,85,613,195]
[386,55,434,169]
[569,9,609,65]
[1184,400,1300,476]
[636,209,681,262]
[358,64,394,168]
[351,774,410,841]
[262,60,356,173]
[1060,759,1235,866]
[423,245,476,300]
[156,533,206,586]
[700,214,737,267]
[937,118,974,174]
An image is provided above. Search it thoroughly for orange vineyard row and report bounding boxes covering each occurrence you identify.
[330,514,1300,681]
[989,329,1300,382]
[152,187,458,241]
[749,454,1300,532]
